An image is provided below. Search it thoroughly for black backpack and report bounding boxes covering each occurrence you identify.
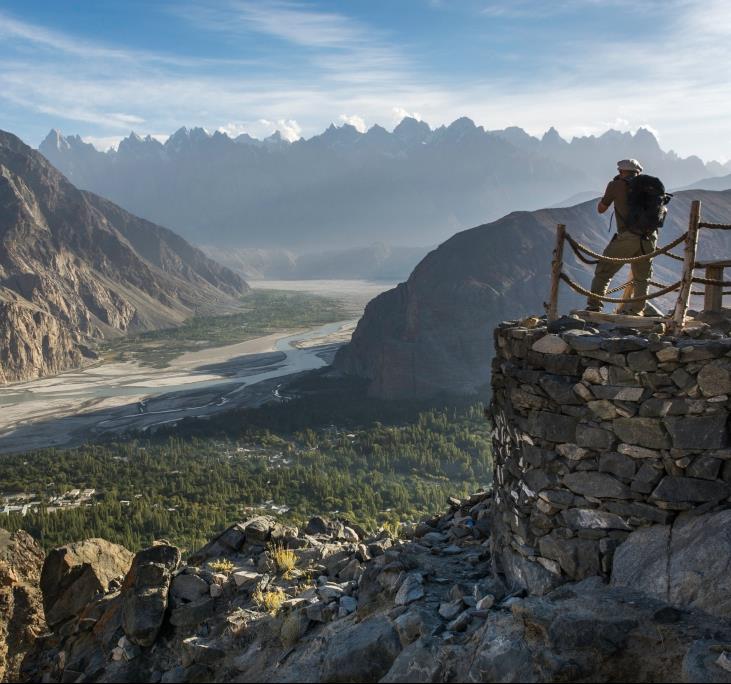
[624,174,673,236]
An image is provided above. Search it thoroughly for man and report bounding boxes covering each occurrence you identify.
[586,159,654,315]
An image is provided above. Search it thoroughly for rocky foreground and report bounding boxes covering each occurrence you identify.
[3,493,731,683]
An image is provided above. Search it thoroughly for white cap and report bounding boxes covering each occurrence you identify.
[617,158,643,173]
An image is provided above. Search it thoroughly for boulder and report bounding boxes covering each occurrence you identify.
[322,615,401,682]
[304,516,330,535]
[390,617,437,661]
[611,510,731,618]
[171,574,209,602]
[243,517,273,543]
[186,522,246,564]
[169,597,215,628]
[41,538,133,628]
[394,573,424,606]
[121,544,180,647]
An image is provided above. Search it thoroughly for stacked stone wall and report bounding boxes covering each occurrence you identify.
[490,319,731,594]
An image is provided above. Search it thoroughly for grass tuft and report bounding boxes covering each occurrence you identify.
[269,543,297,577]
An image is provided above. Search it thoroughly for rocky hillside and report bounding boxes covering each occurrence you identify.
[0,529,45,682]
[335,189,731,399]
[0,130,248,383]
[39,122,728,251]
[17,496,731,683]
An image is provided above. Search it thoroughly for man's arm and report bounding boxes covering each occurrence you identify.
[597,181,615,214]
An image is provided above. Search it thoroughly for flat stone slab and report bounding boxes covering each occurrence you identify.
[570,310,667,328]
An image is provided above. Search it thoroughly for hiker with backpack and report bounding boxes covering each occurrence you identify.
[586,158,672,315]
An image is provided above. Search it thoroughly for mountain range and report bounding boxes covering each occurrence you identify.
[39,120,730,254]
[334,188,731,399]
[0,130,247,383]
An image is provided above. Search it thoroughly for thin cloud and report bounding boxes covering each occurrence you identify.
[0,1,729,161]
[0,9,257,69]
[339,114,366,132]
[175,0,410,84]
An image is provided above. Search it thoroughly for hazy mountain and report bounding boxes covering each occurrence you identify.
[679,172,731,192]
[550,189,602,208]
[334,189,731,399]
[39,120,724,252]
[0,130,247,383]
[202,242,428,281]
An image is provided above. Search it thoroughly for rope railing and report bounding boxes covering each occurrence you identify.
[559,273,681,304]
[699,222,731,230]
[692,275,731,287]
[565,232,686,265]
[547,200,731,328]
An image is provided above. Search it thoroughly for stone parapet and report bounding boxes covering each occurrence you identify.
[490,318,731,594]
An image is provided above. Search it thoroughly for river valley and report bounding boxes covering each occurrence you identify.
[0,280,395,454]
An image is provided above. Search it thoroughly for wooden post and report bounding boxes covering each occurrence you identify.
[547,223,566,322]
[671,200,701,331]
[704,264,724,312]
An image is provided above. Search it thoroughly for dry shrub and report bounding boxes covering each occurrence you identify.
[253,586,286,614]
[208,558,235,574]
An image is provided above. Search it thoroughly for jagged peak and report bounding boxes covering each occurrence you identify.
[542,126,567,145]
[365,123,388,135]
[40,129,70,152]
[633,126,661,149]
[448,116,477,131]
[393,116,431,143]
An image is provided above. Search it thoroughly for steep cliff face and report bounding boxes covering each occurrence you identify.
[335,189,731,399]
[0,296,87,384]
[0,130,248,383]
[0,529,46,682]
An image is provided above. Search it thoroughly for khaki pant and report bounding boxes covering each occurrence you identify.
[587,232,656,315]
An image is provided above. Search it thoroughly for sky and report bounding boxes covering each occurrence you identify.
[1,0,729,161]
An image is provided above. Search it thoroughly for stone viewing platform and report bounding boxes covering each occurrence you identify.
[490,313,731,594]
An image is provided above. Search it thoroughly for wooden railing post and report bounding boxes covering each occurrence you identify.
[672,200,701,331]
[547,223,566,322]
[704,264,724,312]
